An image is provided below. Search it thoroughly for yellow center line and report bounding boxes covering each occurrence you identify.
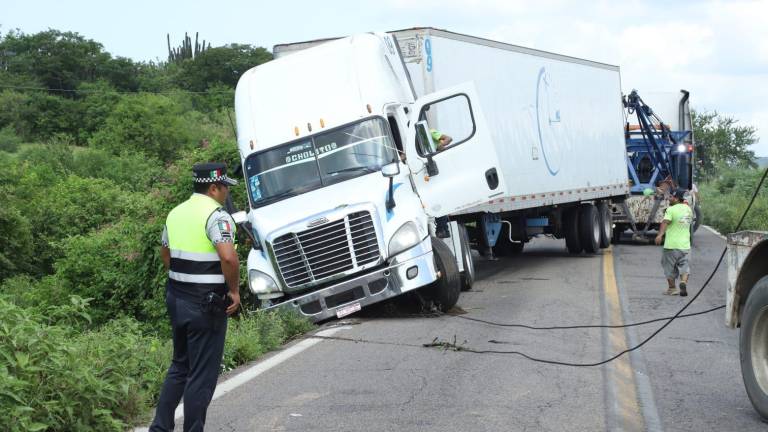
[603,247,645,431]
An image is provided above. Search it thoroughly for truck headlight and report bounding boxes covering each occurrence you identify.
[248,270,280,295]
[388,222,421,257]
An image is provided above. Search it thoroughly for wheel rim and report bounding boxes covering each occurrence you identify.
[602,210,612,241]
[750,305,768,394]
[465,246,474,280]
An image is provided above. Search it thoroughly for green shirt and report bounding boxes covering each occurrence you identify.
[663,203,693,250]
[430,129,442,143]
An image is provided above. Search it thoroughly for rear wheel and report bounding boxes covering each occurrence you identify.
[457,225,475,291]
[421,236,461,312]
[579,204,600,254]
[564,207,582,254]
[740,276,768,420]
[598,202,612,249]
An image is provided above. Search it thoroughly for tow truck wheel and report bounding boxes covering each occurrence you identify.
[457,225,475,291]
[579,204,600,254]
[740,275,768,420]
[422,236,461,312]
[564,207,582,254]
[693,204,702,233]
[597,202,612,249]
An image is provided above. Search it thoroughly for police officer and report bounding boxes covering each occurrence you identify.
[150,162,241,432]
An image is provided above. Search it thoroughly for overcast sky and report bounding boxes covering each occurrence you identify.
[3,0,766,156]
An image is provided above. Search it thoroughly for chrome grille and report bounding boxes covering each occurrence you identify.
[272,211,380,288]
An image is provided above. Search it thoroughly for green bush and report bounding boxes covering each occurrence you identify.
[53,216,167,327]
[0,296,312,431]
[700,167,768,233]
[71,147,165,192]
[0,298,169,432]
[89,93,196,162]
[0,126,22,152]
[0,206,35,281]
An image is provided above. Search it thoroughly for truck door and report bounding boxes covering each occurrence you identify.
[405,83,506,217]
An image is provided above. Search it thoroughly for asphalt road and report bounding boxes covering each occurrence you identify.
[183,228,766,431]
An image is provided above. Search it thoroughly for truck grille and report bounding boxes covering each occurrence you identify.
[271,211,380,288]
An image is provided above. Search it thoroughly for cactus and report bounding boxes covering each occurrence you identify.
[167,32,209,63]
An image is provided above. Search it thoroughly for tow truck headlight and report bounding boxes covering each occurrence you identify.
[248,270,280,295]
[677,144,686,153]
[388,222,421,257]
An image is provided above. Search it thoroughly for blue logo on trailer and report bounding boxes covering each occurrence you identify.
[425,38,433,72]
[535,67,562,176]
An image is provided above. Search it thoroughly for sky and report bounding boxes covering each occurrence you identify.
[2,0,767,156]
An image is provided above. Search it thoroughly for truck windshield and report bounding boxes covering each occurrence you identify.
[244,117,397,207]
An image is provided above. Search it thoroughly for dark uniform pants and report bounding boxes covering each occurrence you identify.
[150,288,227,432]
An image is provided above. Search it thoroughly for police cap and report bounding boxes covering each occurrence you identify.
[192,162,238,186]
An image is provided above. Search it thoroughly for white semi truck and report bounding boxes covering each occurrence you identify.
[234,28,628,322]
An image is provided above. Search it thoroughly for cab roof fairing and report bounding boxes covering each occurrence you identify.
[235,33,415,158]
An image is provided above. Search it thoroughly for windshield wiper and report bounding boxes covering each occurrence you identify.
[254,190,300,206]
[326,166,378,176]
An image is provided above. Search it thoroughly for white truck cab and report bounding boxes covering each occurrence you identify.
[234,33,492,321]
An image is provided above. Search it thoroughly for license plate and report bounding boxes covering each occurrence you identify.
[336,302,361,318]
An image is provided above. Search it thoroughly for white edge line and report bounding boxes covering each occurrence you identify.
[702,225,726,240]
[134,326,349,431]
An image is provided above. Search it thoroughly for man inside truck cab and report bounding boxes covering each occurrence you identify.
[428,129,453,238]
[431,129,453,151]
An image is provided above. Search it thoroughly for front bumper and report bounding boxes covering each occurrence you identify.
[263,237,437,322]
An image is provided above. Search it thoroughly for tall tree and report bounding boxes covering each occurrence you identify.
[692,110,758,180]
[175,44,272,92]
[0,29,139,92]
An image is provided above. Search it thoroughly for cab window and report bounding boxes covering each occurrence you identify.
[417,94,476,157]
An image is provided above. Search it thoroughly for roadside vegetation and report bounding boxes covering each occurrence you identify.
[0,29,312,431]
[691,110,766,234]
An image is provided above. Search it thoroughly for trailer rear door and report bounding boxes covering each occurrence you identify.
[406,82,506,217]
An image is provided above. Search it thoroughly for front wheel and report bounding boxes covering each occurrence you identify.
[740,275,768,420]
[421,236,461,312]
[457,225,475,291]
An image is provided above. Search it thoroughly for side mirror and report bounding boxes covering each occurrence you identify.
[381,162,400,178]
[426,155,439,176]
[231,210,248,224]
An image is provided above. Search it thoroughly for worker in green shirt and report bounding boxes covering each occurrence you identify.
[655,188,693,296]
[430,129,453,238]
[430,129,453,151]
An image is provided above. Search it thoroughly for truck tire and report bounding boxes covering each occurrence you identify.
[597,202,612,249]
[564,207,582,254]
[493,221,524,256]
[457,225,475,291]
[740,275,768,420]
[579,204,600,254]
[612,225,625,244]
[693,204,702,233]
[422,236,461,312]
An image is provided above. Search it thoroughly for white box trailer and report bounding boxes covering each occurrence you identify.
[234,29,632,322]
[275,28,629,254]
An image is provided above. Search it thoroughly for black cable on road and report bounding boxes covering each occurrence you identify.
[453,304,726,330]
[308,167,768,367]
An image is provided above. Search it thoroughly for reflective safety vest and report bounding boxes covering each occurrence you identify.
[165,194,235,300]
